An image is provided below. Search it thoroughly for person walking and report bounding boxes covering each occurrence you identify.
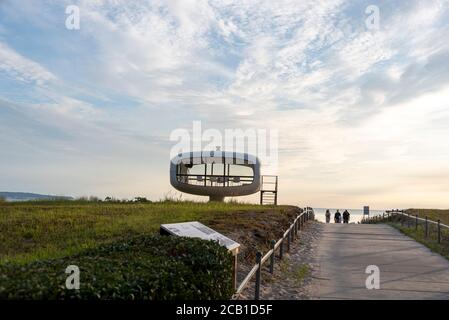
[343,210,350,224]
[334,210,341,223]
[325,209,331,223]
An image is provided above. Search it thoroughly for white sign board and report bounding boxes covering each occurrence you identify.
[363,206,370,216]
[160,221,240,254]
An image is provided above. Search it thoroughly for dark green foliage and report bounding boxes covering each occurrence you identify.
[134,197,151,203]
[0,235,234,300]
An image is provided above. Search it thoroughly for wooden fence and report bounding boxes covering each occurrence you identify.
[232,207,314,300]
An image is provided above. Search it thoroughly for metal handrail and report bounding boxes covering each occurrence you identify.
[274,238,283,250]
[232,207,314,299]
[362,211,448,246]
[260,249,274,265]
[177,174,254,178]
[367,211,449,229]
[398,212,449,229]
[236,264,259,294]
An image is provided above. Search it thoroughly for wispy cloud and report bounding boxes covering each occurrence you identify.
[0,42,56,84]
[1,0,449,207]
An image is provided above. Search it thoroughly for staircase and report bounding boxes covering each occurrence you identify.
[260,175,278,205]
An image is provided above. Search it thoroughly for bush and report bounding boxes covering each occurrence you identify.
[134,197,151,203]
[0,235,234,300]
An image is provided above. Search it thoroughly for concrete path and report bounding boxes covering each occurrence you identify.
[311,223,449,300]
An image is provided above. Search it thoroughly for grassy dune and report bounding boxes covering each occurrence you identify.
[0,200,297,265]
[406,209,449,225]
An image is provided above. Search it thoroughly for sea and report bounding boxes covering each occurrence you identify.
[313,208,386,224]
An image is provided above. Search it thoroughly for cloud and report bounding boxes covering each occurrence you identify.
[0,42,56,85]
[1,0,449,207]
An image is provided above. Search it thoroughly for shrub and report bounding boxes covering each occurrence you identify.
[0,235,234,300]
[134,197,151,203]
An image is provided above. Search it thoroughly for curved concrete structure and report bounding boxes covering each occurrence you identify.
[170,151,261,201]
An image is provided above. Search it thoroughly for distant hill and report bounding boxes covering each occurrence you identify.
[0,192,74,202]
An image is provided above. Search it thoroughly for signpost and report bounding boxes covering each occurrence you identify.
[363,206,370,217]
[160,221,240,289]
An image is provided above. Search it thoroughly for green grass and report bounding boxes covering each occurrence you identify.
[405,209,449,225]
[0,200,294,265]
[279,259,289,274]
[293,264,311,286]
[276,259,310,286]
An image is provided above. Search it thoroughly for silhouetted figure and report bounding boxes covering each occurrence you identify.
[334,210,341,223]
[325,209,331,223]
[343,210,350,224]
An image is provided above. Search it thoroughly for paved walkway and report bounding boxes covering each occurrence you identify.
[311,223,449,299]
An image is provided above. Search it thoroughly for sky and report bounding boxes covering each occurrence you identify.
[1,0,449,209]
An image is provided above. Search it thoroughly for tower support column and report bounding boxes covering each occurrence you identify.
[209,195,225,202]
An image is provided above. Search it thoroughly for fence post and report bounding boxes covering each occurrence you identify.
[270,240,275,274]
[292,221,296,239]
[438,220,441,244]
[415,215,418,231]
[279,238,284,260]
[287,229,291,252]
[292,223,296,240]
[255,251,262,300]
[401,214,404,227]
[425,216,428,238]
